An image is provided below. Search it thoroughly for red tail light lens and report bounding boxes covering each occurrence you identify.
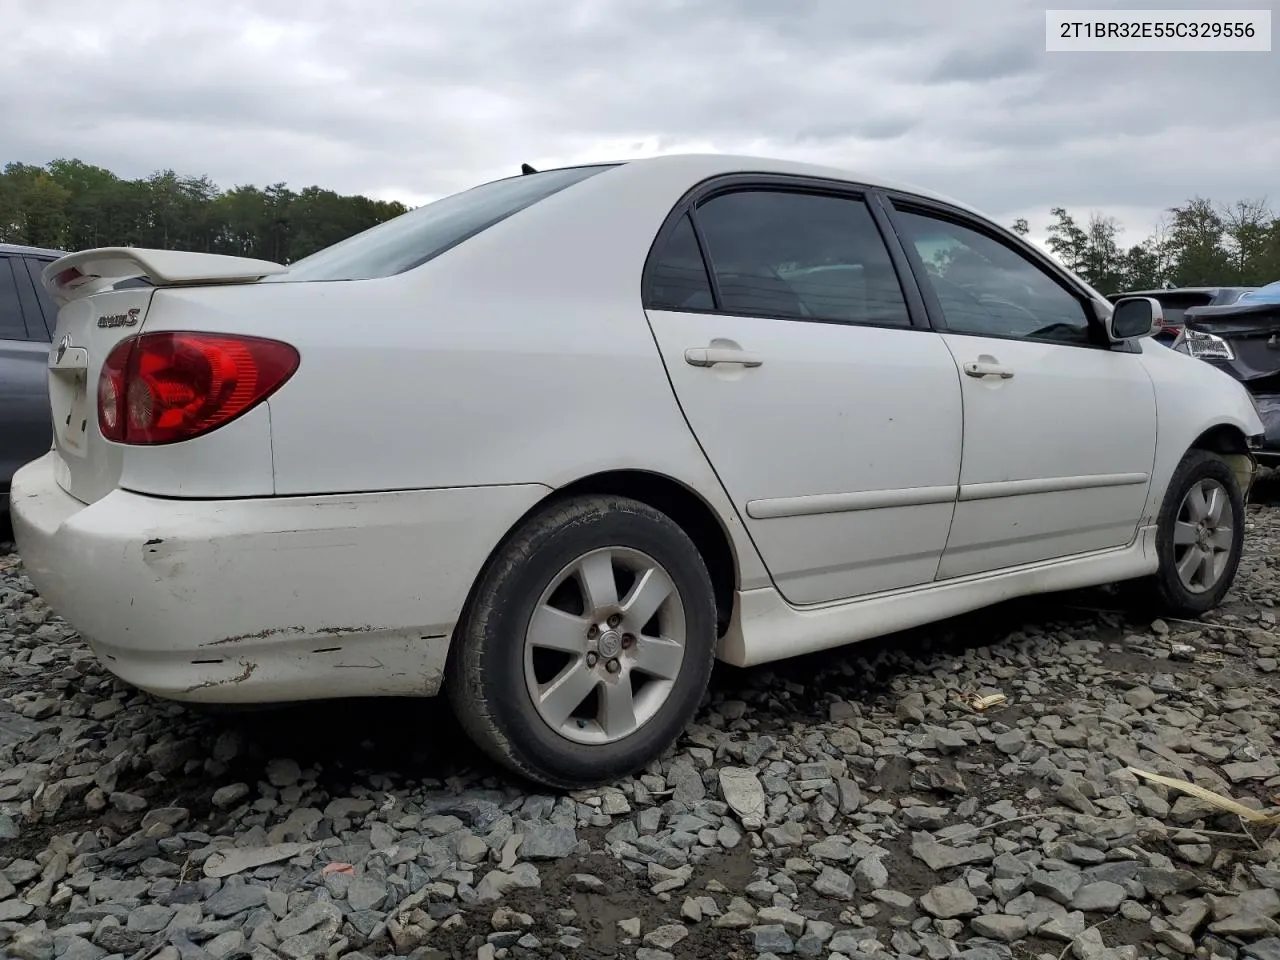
[97,332,299,445]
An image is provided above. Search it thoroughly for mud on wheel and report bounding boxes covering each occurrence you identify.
[445,494,718,788]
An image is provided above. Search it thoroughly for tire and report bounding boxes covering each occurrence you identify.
[1147,449,1246,618]
[445,494,717,788]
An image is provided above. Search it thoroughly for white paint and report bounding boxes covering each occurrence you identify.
[647,312,963,604]
[10,152,1267,709]
[46,290,154,504]
[10,451,548,703]
[718,525,1160,667]
[1134,336,1265,522]
[936,333,1158,578]
[43,247,286,304]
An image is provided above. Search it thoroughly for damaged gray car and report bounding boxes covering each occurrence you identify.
[1177,281,1280,466]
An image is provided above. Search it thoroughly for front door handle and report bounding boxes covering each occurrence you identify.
[963,360,1014,379]
[684,347,763,368]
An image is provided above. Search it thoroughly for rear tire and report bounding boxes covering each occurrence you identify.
[445,494,717,789]
[1144,449,1246,618]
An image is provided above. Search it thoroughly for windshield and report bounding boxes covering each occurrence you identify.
[267,164,618,283]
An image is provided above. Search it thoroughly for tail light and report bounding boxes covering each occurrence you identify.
[98,332,299,445]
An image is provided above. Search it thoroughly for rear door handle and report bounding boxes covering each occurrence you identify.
[684,347,763,368]
[963,360,1014,379]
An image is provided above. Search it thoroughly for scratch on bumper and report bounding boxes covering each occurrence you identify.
[203,625,383,647]
[183,660,258,693]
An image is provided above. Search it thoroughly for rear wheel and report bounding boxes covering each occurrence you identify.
[446,494,717,788]
[1147,449,1245,618]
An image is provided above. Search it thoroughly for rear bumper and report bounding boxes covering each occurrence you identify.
[10,452,550,703]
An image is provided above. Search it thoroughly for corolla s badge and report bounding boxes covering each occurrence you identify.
[97,307,141,329]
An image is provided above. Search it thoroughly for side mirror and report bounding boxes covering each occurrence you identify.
[1106,296,1163,342]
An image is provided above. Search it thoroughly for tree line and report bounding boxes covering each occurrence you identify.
[3,157,1278,294]
[0,159,410,264]
[1012,198,1280,294]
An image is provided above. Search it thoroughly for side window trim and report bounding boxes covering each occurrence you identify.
[683,209,722,313]
[642,211,720,313]
[866,190,933,333]
[881,193,1108,348]
[640,173,932,331]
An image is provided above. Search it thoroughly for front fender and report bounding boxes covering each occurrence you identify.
[1139,342,1265,521]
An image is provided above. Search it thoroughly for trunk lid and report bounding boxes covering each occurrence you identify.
[40,248,287,504]
[1184,300,1280,395]
[47,289,157,503]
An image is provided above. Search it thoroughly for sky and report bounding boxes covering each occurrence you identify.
[3,0,1278,251]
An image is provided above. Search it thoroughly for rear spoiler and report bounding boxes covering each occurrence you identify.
[42,247,288,306]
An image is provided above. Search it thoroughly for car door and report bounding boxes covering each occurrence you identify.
[0,256,55,492]
[642,179,964,605]
[884,198,1157,580]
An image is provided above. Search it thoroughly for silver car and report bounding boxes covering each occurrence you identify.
[1,242,64,508]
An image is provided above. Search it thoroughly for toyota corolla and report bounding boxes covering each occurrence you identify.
[9,154,1265,788]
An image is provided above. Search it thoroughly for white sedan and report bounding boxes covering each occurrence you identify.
[9,154,1266,788]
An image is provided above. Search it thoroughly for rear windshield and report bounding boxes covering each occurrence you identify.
[268,164,618,283]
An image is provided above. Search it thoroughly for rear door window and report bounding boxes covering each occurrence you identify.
[645,214,715,311]
[677,188,912,327]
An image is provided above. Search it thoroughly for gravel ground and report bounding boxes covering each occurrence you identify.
[3,478,1280,960]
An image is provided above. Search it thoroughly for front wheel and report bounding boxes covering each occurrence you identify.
[1148,449,1246,618]
[445,494,717,788]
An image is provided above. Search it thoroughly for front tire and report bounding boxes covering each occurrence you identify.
[1149,449,1246,618]
[445,494,717,788]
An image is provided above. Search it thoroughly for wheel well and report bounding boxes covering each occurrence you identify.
[553,471,738,637]
[443,470,740,687]
[1189,424,1256,494]
[1190,424,1250,456]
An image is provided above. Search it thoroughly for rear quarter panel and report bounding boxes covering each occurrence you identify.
[154,163,773,591]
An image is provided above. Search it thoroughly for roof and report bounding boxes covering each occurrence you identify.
[0,242,65,258]
[624,152,985,218]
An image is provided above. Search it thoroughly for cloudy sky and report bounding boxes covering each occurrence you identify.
[4,0,1277,248]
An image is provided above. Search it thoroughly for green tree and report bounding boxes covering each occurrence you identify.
[1045,206,1090,276]
[1164,197,1232,286]
[1119,240,1164,291]
[0,162,71,247]
[1043,207,1133,292]
[1222,198,1274,285]
[1079,214,1126,294]
[0,157,410,258]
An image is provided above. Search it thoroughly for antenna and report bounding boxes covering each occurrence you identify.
[521,163,538,175]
